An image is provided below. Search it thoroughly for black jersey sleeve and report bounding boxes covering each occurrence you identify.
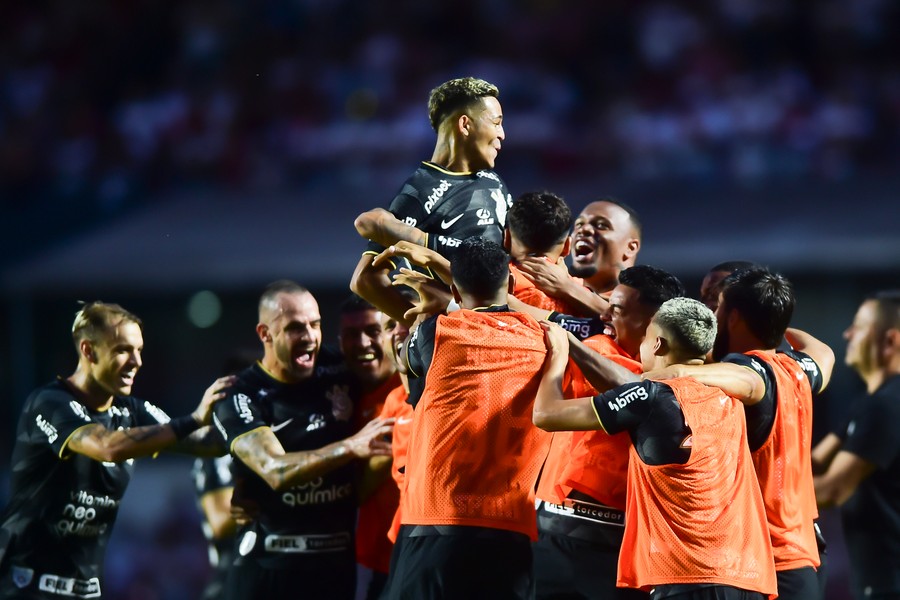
[363,187,428,256]
[28,387,97,458]
[721,353,776,452]
[547,312,606,341]
[780,349,825,393]
[592,380,692,466]
[405,313,439,409]
[129,398,174,427]
[211,386,269,450]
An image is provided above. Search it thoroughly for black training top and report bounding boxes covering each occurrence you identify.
[364,161,513,260]
[839,374,900,596]
[211,347,360,568]
[0,379,171,597]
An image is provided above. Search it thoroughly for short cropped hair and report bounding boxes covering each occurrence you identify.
[451,237,510,299]
[594,196,643,240]
[259,280,309,320]
[867,290,900,334]
[71,302,142,351]
[618,265,686,311]
[720,267,794,348]
[654,297,717,356]
[428,77,499,131]
[707,260,759,275]
[507,191,573,254]
[339,293,376,316]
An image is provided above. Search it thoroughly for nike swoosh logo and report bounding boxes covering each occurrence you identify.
[397,417,413,425]
[270,418,293,433]
[440,214,464,229]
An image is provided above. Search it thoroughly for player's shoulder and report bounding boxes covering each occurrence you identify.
[25,379,79,412]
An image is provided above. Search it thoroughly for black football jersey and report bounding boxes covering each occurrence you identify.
[0,379,171,597]
[364,161,513,260]
[211,347,359,568]
[192,455,235,567]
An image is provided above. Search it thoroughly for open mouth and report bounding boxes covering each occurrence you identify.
[573,239,596,264]
[294,349,316,368]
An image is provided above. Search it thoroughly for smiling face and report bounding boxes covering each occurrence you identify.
[463,96,505,171]
[260,291,322,383]
[602,284,657,359]
[86,321,144,398]
[339,308,395,388]
[569,201,639,291]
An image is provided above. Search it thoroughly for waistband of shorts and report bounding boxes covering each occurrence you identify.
[262,531,351,554]
[4,567,102,599]
[399,524,529,542]
[537,499,626,545]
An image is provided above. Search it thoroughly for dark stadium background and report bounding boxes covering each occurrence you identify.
[1,2,898,598]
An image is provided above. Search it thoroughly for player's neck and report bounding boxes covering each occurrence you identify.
[65,370,113,411]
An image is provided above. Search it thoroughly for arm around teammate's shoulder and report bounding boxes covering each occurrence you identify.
[784,327,835,392]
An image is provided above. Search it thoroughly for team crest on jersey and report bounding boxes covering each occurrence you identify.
[12,566,34,588]
[326,384,352,422]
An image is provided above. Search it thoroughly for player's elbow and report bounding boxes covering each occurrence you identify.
[532,407,559,432]
[354,209,381,239]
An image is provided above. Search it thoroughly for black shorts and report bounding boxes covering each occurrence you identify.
[382,525,533,600]
[650,584,766,600]
[776,567,820,600]
[224,552,356,600]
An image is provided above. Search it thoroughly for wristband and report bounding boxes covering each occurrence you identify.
[169,415,201,440]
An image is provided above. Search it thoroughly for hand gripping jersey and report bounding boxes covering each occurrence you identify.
[741,350,822,571]
[364,161,513,260]
[602,377,776,596]
[0,379,172,599]
[211,349,359,569]
[402,308,550,538]
[536,334,640,509]
[509,261,585,315]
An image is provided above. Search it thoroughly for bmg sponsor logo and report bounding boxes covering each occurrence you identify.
[607,385,648,412]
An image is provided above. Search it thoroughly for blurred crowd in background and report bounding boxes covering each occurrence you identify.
[2,0,899,263]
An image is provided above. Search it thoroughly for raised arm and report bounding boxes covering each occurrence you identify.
[568,333,641,393]
[66,376,234,462]
[533,322,601,431]
[232,417,394,492]
[784,327,835,391]
[354,208,426,248]
[350,254,416,326]
[373,241,452,286]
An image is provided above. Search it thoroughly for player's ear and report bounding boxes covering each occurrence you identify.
[654,336,668,357]
[256,323,271,344]
[560,237,571,258]
[80,340,96,363]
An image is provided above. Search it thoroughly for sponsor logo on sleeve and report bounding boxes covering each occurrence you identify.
[403,216,418,227]
[234,393,254,424]
[36,414,58,444]
[607,385,649,412]
[436,235,461,248]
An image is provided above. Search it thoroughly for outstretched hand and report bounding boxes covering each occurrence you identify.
[346,417,395,458]
[392,268,453,322]
[373,241,452,285]
[193,375,237,425]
